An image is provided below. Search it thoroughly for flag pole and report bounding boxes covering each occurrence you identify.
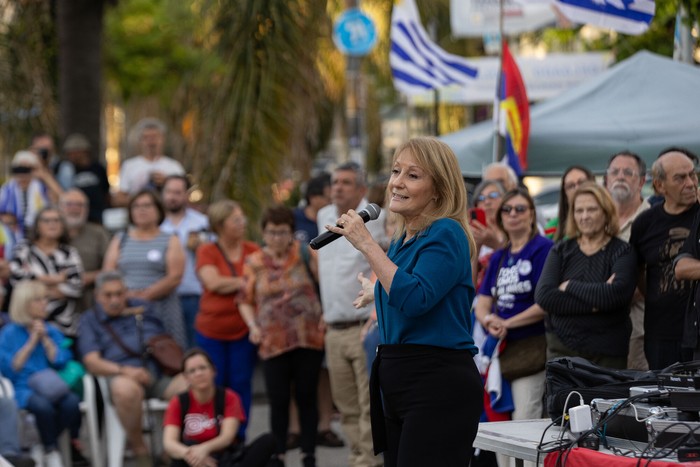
[492,0,505,163]
[434,89,440,135]
[428,17,440,136]
[674,5,694,63]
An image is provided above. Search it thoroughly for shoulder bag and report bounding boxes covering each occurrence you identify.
[488,248,547,381]
[102,317,184,377]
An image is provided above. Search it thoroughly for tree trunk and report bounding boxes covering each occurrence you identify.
[56,0,105,160]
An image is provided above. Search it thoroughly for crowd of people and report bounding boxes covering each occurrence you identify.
[1,123,700,467]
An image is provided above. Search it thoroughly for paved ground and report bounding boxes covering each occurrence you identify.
[112,366,354,467]
[247,401,351,467]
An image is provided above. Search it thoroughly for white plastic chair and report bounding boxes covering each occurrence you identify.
[0,376,100,467]
[96,376,169,467]
[81,375,103,467]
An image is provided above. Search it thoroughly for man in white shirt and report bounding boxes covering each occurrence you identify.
[113,118,184,206]
[317,162,386,467]
[159,175,209,349]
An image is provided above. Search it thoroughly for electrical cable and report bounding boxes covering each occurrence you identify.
[554,390,671,466]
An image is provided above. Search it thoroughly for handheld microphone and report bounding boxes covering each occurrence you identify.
[309,203,381,250]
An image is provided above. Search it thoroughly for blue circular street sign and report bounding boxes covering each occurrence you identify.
[333,8,378,56]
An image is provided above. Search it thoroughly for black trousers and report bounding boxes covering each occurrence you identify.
[262,348,324,456]
[371,344,483,467]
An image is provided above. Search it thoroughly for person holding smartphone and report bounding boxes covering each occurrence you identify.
[0,151,63,238]
[470,179,507,289]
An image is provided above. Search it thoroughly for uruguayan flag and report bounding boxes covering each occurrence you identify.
[555,0,655,35]
[390,0,478,96]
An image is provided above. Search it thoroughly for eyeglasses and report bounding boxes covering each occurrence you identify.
[477,192,502,202]
[228,216,247,226]
[185,365,211,375]
[61,201,86,208]
[501,204,529,214]
[100,290,126,299]
[132,202,155,210]
[264,229,291,238]
[606,168,639,178]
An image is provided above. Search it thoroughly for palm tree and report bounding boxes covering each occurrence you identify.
[190,0,331,215]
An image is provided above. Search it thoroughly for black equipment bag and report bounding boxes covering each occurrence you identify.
[544,357,658,421]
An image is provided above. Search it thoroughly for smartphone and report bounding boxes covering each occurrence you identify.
[38,148,49,161]
[468,207,487,226]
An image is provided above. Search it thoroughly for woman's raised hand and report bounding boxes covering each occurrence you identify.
[327,209,374,252]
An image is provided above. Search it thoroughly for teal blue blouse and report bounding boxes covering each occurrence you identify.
[375,218,477,353]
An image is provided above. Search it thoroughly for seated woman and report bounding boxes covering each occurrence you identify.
[0,280,82,467]
[163,348,275,467]
[535,183,637,369]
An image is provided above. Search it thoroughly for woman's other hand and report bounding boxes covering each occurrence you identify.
[353,272,375,309]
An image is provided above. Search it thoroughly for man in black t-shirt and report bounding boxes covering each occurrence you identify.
[674,152,700,361]
[630,149,699,370]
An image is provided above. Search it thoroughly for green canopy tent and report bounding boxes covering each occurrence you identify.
[440,51,700,177]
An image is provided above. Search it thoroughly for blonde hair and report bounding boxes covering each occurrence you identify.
[207,199,242,235]
[565,182,620,238]
[9,280,48,326]
[388,137,476,261]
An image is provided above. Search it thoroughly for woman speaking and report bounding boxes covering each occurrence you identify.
[327,137,482,467]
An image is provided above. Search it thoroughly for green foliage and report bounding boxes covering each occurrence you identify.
[182,0,329,221]
[104,0,204,101]
[104,0,333,225]
[530,0,699,61]
[0,1,58,152]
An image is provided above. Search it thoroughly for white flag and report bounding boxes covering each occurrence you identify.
[390,0,478,96]
[554,0,655,35]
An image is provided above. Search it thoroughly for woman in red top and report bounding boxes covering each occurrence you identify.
[195,200,260,439]
[163,348,275,467]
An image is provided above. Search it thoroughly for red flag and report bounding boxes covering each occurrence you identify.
[499,40,530,174]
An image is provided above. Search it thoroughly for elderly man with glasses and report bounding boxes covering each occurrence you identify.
[604,151,650,371]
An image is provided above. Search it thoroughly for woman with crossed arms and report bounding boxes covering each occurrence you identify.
[536,182,637,368]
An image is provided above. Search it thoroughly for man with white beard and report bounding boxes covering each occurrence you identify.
[605,151,650,370]
[59,189,111,311]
